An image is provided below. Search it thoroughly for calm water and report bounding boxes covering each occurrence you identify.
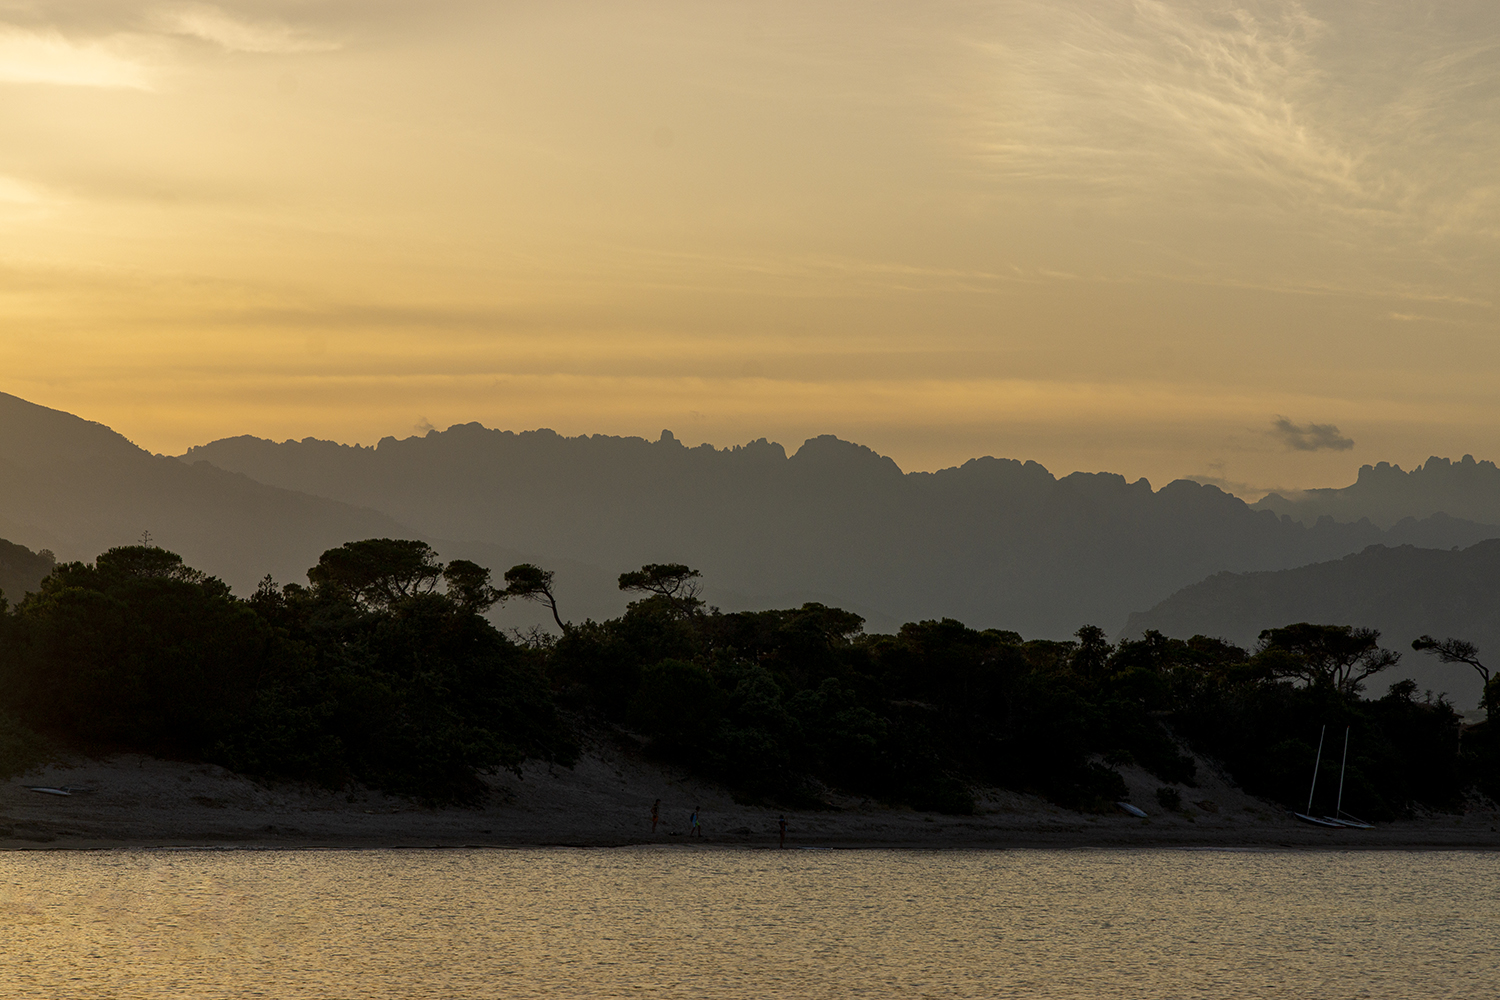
[0,848,1495,998]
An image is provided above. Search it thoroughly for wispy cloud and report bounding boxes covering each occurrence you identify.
[1270,416,1353,452]
[971,1,1500,277]
[0,26,151,88]
[978,2,1355,199]
[157,4,341,55]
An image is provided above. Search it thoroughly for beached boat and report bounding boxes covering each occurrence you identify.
[1293,726,1342,826]
[1293,725,1371,828]
[1321,727,1373,828]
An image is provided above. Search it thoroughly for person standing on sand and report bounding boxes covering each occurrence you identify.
[651,799,660,834]
[778,815,787,849]
[690,806,701,838]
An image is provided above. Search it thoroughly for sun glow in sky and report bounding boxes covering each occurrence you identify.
[3,1,1498,494]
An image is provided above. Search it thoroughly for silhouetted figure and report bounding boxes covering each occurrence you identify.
[690,806,701,838]
[778,815,787,849]
[651,799,660,834]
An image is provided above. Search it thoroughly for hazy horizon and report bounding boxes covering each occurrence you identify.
[178,414,1500,504]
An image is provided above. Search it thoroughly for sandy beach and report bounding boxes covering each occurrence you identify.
[4,735,1498,851]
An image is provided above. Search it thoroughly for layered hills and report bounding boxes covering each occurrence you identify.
[0,392,406,593]
[1125,540,1500,706]
[1253,455,1500,528]
[0,537,53,606]
[181,423,1500,638]
[9,386,1500,674]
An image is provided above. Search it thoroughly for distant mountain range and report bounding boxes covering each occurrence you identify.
[7,389,1500,686]
[1253,455,1500,528]
[1125,540,1500,708]
[180,423,1500,638]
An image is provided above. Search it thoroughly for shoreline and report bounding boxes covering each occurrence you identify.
[5,747,1498,854]
[8,837,1500,853]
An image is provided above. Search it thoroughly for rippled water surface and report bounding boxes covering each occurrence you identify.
[1,848,1496,998]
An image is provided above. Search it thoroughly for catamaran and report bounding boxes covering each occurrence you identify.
[1293,725,1372,828]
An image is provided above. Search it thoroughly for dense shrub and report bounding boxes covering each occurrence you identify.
[0,544,573,803]
[0,546,1481,816]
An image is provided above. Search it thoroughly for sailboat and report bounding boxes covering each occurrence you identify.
[1320,726,1373,829]
[1293,725,1344,827]
[1293,725,1373,828]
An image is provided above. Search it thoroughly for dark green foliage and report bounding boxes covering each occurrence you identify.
[0,543,573,803]
[540,582,1477,817]
[3,547,271,753]
[442,560,504,615]
[628,658,721,751]
[1412,636,1495,719]
[1462,717,1500,803]
[502,564,564,629]
[0,709,52,779]
[617,564,702,610]
[1172,671,1464,820]
[307,538,445,610]
[0,544,1482,819]
[233,561,574,802]
[1258,623,1401,696]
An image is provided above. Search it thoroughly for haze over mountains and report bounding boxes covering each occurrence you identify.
[0,537,53,609]
[7,388,1500,705]
[1253,456,1500,528]
[182,422,1500,639]
[1128,541,1500,707]
[0,392,406,594]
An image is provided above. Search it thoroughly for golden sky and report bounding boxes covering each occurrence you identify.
[2,1,1498,495]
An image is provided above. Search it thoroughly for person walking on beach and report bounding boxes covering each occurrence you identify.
[778,815,787,849]
[690,806,701,838]
[651,799,660,834]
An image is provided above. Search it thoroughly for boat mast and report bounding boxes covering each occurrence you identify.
[1335,726,1350,818]
[1306,725,1326,815]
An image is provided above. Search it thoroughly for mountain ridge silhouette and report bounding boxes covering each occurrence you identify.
[0,391,409,593]
[179,421,1500,638]
[1254,454,1500,528]
[8,389,1499,645]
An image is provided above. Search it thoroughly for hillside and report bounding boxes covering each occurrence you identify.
[0,392,409,594]
[0,537,53,605]
[182,424,1500,637]
[1124,540,1500,707]
[1253,455,1500,528]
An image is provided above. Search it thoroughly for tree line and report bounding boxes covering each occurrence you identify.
[1,539,1495,817]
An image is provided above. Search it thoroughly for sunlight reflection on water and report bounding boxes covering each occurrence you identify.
[0,848,1496,998]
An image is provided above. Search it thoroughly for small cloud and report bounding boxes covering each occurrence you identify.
[0,27,151,88]
[1270,416,1353,452]
[159,4,341,55]
[414,417,435,435]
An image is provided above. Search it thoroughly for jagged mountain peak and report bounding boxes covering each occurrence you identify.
[1254,452,1500,528]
